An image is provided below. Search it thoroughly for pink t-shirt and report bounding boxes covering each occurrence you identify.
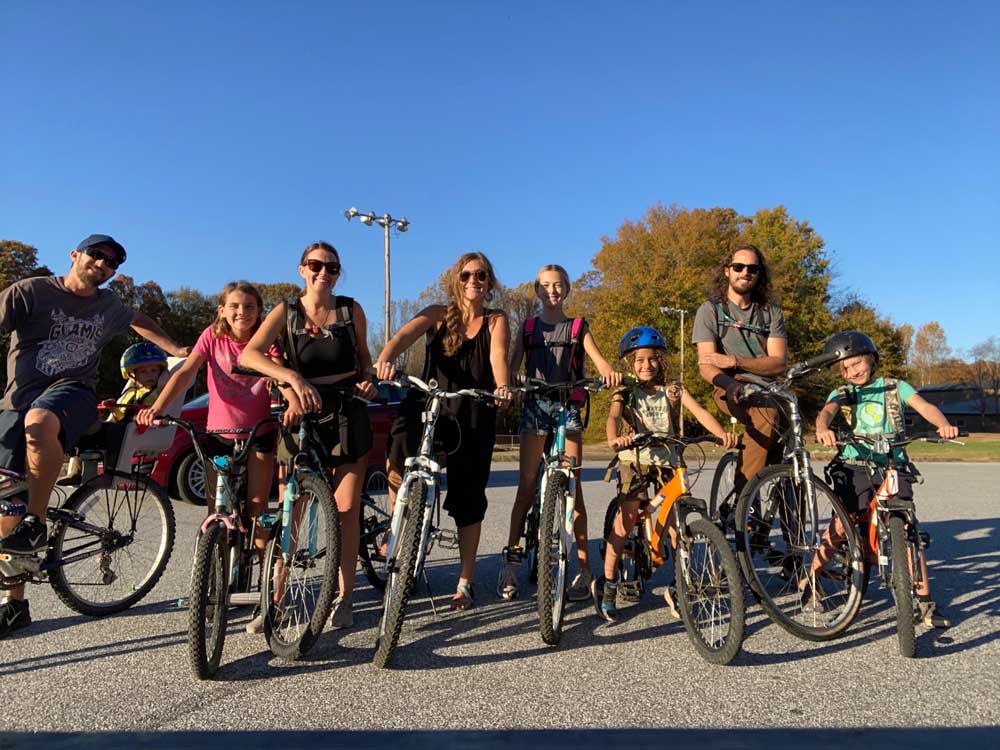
[193,326,276,438]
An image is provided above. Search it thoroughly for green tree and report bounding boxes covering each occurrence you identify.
[0,239,52,289]
[255,282,301,314]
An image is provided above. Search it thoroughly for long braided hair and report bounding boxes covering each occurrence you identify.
[442,252,498,356]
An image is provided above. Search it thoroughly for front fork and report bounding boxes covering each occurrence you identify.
[539,459,576,557]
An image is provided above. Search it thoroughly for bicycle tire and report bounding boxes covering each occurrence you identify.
[359,467,391,591]
[373,480,426,668]
[49,474,176,617]
[261,472,340,660]
[887,514,916,658]
[734,464,863,641]
[709,452,739,522]
[675,517,745,665]
[188,522,230,679]
[537,472,568,646]
[600,496,643,600]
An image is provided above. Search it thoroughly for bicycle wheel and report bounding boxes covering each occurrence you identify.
[735,464,863,641]
[887,515,916,658]
[600,496,643,601]
[537,471,568,646]
[188,522,230,679]
[373,479,426,668]
[359,467,391,591]
[674,517,745,665]
[709,452,739,524]
[261,473,340,660]
[49,474,176,616]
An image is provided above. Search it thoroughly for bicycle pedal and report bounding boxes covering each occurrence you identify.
[228,592,258,606]
[433,529,460,549]
[918,530,931,548]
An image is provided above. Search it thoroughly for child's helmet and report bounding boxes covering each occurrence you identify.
[822,330,879,366]
[618,326,667,358]
[120,342,168,380]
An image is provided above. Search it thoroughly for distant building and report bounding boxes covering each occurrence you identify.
[904,381,1000,433]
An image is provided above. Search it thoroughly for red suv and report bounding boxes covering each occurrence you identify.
[151,384,404,505]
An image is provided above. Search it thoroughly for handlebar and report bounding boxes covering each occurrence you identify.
[155,414,281,467]
[379,374,503,403]
[509,376,606,397]
[622,431,722,451]
[835,429,968,451]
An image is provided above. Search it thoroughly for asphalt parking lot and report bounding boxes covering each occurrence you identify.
[4,461,998,741]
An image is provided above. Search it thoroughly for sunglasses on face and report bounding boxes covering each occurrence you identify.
[728,262,760,275]
[82,247,121,270]
[303,259,341,275]
[459,269,488,283]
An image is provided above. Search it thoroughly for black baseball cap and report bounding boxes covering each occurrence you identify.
[76,234,127,265]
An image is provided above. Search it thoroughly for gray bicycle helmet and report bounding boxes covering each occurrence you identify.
[823,330,879,365]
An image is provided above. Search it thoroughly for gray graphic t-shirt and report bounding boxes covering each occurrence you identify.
[691,299,786,363]
[0,276,135,409]
[523,317,587,383]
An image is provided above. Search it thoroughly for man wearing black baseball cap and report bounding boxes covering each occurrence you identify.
[0,233,188,637]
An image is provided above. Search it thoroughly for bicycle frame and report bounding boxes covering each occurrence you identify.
[537,402,577,564]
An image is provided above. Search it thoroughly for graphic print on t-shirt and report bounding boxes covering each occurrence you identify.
[36,309,106,377]
[856,400,886,431]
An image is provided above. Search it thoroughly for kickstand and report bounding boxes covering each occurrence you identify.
[423,567,439,618]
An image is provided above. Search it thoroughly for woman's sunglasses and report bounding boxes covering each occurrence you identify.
[459,270,488,283]
[82,247,121,270]
[727,262,760,275]
[304,259,341,275]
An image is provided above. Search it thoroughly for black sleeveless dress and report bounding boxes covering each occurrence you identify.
[387,311,498,528]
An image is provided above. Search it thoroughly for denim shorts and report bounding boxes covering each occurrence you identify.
[519,397,583,436]
[0,382,98,474]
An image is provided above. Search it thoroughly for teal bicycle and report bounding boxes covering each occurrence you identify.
[508,377,603,646]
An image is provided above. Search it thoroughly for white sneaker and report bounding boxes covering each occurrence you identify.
[566,570,593,602]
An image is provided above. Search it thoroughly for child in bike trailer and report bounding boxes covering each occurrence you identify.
[138,282,279,633]
[499,264,622,602]
[60,342,169,485]
[814,330,958,628]
[595,326,736,621]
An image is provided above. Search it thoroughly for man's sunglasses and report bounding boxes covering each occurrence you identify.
[728,262,761,275]
[82,246,121,270]
[303,259,342,275]
[459,270,488,283]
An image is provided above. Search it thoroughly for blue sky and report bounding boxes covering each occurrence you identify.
[2,1,997,355]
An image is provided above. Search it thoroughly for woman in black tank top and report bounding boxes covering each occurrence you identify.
[241,241,377,629]
[375,252,511,610]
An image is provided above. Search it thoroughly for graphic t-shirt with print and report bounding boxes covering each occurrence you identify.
[616,384,677,467]
[193,326,276,438]
[825,376,917,464]
[0,276,135,410]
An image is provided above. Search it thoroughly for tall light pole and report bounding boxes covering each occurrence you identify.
[660,305,688,436]
[344,207,409,349]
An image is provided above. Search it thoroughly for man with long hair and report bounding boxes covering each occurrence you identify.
[691,244,787,504]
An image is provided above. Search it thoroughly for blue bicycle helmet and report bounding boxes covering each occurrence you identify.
[120,342,168,380]
[618,326,668,358]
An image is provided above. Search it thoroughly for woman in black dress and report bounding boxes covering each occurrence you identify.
[374,252,510,610]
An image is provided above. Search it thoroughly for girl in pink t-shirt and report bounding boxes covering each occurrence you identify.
[140,282,276,567]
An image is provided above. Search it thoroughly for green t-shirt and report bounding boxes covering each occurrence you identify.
[825,377,917,464]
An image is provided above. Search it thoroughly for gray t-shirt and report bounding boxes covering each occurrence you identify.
[523,317,587,383]
[0,276,135,410]
[691,298,786,364]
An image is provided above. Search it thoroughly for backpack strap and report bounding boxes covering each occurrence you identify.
[569,317,585,380]
[522,316,539,350]
[283,297,302,372]
[710,296,770,358]
[883,377,903,435]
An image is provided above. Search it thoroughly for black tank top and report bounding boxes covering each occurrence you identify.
[422,311,497,427]
[286,299,359,407]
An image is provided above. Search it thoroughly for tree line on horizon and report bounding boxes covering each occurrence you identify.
[3,205,998,437]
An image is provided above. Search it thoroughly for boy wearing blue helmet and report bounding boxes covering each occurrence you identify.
[60,343,169,484]
[595,326,736,621]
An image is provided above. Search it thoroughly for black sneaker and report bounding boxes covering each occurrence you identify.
[0,597,31,638]
[0,514,47,555]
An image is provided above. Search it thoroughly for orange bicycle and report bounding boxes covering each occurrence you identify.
[601,432,745,664]
[822,430,965,657]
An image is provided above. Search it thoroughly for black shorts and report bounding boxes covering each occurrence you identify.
[203,430,276,505]
[826,461,915,515]
[277,396,372,469]
[0,382,98,474]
